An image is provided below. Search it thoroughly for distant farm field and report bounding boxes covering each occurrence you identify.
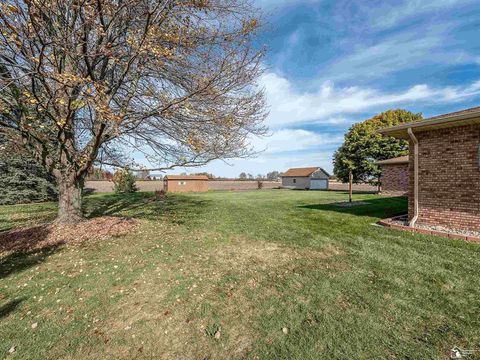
[84,180,376,193]
[1,190,479,359]
[84,180,282,193]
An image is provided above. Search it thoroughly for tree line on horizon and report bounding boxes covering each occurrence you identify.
[83,169,283,182]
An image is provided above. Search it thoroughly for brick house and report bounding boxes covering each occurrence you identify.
[380,107,480,231]
[376,156,409,195]
[281,167,330,190]
[163,175,209,193]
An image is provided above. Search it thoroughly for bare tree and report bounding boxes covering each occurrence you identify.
[136,167,150,181]
[0,0,267,222]
[266,170,280,181]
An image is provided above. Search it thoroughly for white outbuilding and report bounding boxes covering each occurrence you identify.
[281,167,330,190]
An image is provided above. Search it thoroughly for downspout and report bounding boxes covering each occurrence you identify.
[408,128,419,227]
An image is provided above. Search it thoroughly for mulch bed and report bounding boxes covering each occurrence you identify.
[333,201,369,208]
[379,215,480,243]
[0,217,139,254]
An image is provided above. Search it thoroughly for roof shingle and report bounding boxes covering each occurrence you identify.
[426,106,480,121]
[379,105,480,139]
[376,156,409,165]
[282,167,320,177]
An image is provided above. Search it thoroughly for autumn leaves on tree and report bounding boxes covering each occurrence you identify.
[0,0,267,222]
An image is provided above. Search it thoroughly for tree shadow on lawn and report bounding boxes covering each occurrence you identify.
[0,297,26,319]
[0,205,57,232]
[327,189,378,194]
[84,192,212,223]
[299,196,408,219]
[0,245,56,317]
[0,245,60,319]
[0,234,62,280]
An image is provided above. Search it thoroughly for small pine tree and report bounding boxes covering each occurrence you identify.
[0,145,57,205]
[112,169,138,194]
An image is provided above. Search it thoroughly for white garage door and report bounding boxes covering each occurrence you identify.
[310,179,328,190]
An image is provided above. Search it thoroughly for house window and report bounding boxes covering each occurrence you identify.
[293,179,296,184]
[178,181,186,185]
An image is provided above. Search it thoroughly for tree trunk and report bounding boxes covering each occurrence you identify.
[348,170,353,203]
[56,172,84,223]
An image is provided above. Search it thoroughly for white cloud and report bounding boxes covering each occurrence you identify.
[318,22,480,83]
[250,129,342,154]
[260,71,480,128]
[328,34,443,80]
[369,0,476,29]
[286,28,302,46]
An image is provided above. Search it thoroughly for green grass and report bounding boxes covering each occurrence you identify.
[1,190,479,359]
[0,202,57,232]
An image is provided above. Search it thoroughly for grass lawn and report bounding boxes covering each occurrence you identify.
[1,190,479,359]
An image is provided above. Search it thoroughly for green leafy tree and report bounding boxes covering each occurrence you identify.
[112,169,137,194]
[333,109,422,186]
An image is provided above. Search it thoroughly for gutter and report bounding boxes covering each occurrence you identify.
[379,109,480,136]
[408,128,419,227]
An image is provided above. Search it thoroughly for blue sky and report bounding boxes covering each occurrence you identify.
[161,0,480,177]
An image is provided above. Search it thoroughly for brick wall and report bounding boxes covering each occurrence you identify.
[408,124,480,231]
[380,163,409,195]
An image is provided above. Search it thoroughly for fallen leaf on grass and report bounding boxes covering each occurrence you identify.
[0,217,139,253]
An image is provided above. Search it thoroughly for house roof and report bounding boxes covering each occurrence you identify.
[282,167,329,177]
[379,106,480,139]
[164,175,209,180]
[376,156,409,165]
